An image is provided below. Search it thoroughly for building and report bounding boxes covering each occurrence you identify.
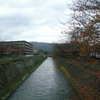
[33,46,38,54]
[0,40,34,56]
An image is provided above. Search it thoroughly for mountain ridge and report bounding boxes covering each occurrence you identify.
[30,42,54,52]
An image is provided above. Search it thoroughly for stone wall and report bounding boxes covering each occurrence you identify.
[0,56,45,91]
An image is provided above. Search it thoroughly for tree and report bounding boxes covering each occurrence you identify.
[60,0,100,59]
[0,42,24,57]
[53,0,100,99]
[53,0,100,60]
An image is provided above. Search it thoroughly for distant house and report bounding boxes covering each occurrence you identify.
[0,40,34,56]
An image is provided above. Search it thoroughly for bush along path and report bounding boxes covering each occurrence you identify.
[54,57,100,100]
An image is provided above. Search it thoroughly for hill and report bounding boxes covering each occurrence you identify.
[30,42,54,52]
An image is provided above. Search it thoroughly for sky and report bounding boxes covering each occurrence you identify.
[0,0,73,43]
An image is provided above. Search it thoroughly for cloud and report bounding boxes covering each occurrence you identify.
[0,0,72,43]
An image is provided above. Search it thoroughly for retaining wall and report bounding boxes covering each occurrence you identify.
[0,56,45,96]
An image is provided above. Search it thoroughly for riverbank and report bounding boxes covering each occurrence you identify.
[54,56,100,100]
[0,56,46,100]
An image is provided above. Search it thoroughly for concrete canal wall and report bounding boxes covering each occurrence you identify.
[0,56,46,100]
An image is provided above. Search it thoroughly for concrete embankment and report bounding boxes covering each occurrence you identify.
[0,56,46,100]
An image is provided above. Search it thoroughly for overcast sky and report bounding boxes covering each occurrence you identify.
[0,0,73,43]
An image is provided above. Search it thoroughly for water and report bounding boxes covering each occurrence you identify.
[6,57,77,100]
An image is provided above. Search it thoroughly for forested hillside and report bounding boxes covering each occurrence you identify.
[30,42,54,52]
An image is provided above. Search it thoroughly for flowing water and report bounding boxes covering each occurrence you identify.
[6,57,77,100]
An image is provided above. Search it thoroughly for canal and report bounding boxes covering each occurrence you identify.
[6,57,77,100]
